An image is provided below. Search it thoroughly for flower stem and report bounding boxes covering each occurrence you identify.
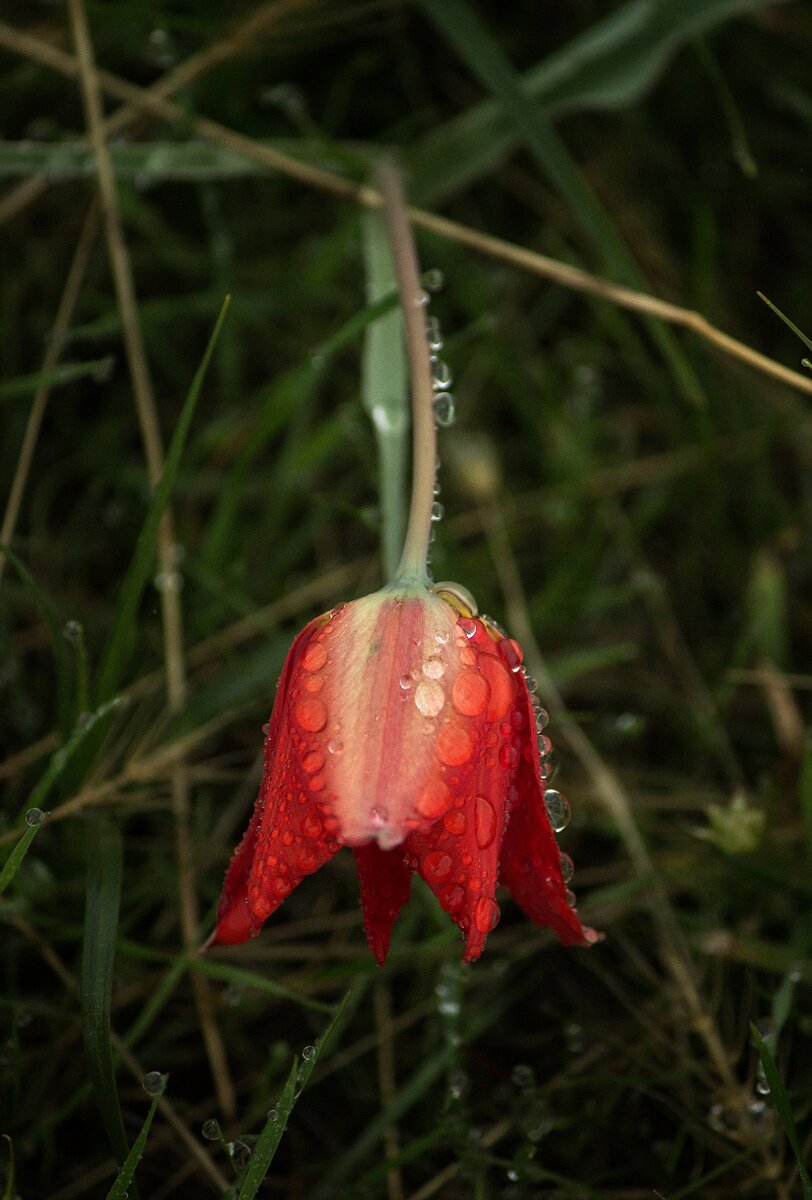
[375,161,437,585]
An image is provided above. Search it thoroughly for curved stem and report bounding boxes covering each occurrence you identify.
[375,161,436,584]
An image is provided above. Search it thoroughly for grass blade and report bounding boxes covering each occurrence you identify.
[757,291,812,355]
[0,820,44,895]
[419,0,703,403]
[105,1075,167,1200]
[0,1136,13,1200]
[81,816,130,1179]
[750,1022,812,1200]
[97,295,231,700]
[236,991,351,1200]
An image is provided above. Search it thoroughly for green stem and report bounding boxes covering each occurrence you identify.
[375,161,437,585]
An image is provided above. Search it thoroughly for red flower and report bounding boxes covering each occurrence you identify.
[211,582,595,963]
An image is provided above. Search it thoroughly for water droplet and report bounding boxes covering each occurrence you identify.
[62,619,82,645]
[474,896,500,933]
[540,756,558,783]
[423,657,445,679]
[499,744,519,769]
[302,642,327,672]
[424,851,453,883]
[302,751,324,774]
[25,808,46,828]
[511,1063,535,1088]
[430,501,444,521]
[545,789,570,832]
[458,616,477,639]
[444,810,466,835]
[475,796,497,848]
[441,882,465,910]
[154,570,183,593]
[416,777,451,819]
[565,888,577,908]
[295,697,327,732]
[422,268,444,292]
[415,680,445,717]
[537,734,552,760]
[501,638,523,671]
[523,671,538,693]
[202,1118,220,1140]
[301,1044,316,1061]
[436,722,474,766]
[413,288,429,307]
[302,813,323,838]
[432,360,452,389]
[426,315,443,349]
[451,669,489,717]
[266,1108,278,1122]
[142,1071,164,1095]
[448,1067,468,1099]
[559,852,574,883]
[755,1077,771,1095]
[433,392,456,427]
[327,738,344,755]
[534,706,549,731]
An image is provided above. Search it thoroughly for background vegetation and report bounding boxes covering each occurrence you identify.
[1,1,811,1197]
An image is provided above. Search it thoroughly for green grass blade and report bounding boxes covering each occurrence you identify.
[757,292,812,354]
[409,0,784,204]
[105,1075,167,1200]
[236,991,351,1200]
[361,206,408,579]
[750,1022,812,1200]
[97,295,231,700]
[419,0,703,403]
[0,822,43,895]
[0,356,115,398]
[191,956,335,1012]
[81,816,131,1180]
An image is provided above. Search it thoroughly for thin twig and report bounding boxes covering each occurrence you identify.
[0,202,98,580]
[66,0,235,1123]
[0,19,810,402]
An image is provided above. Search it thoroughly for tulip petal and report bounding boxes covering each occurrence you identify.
[353,843,412,965]
[499,673,589,947]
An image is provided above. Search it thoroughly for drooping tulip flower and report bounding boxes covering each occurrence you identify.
[210,164,596,963]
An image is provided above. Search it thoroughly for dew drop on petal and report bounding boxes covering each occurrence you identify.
[436,722,474,766]
[559,851,574,883]
[424,851,453,883]
[474,796,497,849]
[327,738,343,755]
[544,789,570,832]
[458,616,477,639]
[422,657,445,679]
[441,883,465,911]
[302,642,327,672]
[474,896,500,934]
[400,672,414,690]
[452,669,490,717]
[415,680,445,717]
[416,777,451,819]
[499,743,520,769]
[302,751,324,774]
[479,656,514,720]
[443,810,467,836]
[295,697,327,732]
[308,774,326,792]
[501,638,524,672]
[302,813,323,838]
[537,734,553,760]
[565,888,577,908]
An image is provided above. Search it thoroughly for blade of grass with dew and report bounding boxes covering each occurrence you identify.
[409,0,786,205]
[96,295,231,701]
[81,815,131,1181]
[0,696,125,893]
[757,291,812,369]
[751,1022,812,1200]
[105,1074,167,1200]
[191,956,335,1012]
[236,990,351,1200]
[419,0,704,405]
[361,206,408,579]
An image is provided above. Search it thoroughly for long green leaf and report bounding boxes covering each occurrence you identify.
[361,205,408,579]
[81,817,131,1181]
[419,0,702,404]
[97,295,231,700]
[105,1075,167,1200]
[409,0,787,205]
[236,991,351,1200]
[751,1023,812,1200]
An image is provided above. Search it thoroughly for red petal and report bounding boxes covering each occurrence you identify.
[212,614,341,945]
[353,843,412,965]
[499,664,590,947]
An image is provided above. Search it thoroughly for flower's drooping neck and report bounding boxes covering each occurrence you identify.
[374,162,437,587]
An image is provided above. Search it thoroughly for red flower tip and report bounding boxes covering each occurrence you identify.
[210,584,597,963]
